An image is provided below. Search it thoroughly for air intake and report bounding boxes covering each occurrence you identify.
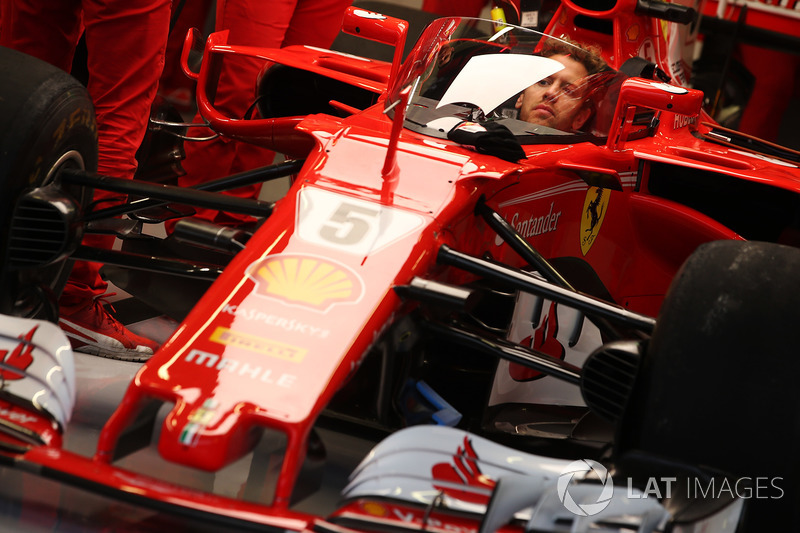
[580,340,642,422]
[8,187,81,268]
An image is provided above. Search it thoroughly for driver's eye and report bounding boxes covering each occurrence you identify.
[562,84,583,99]
[537,78,552,88]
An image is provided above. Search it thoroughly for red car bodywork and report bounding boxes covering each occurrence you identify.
[2,0,799,529]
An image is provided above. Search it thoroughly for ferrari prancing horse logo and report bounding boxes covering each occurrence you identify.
[580,187,610,256]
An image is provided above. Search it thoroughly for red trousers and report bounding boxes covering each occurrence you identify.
[1,0,171,311]
[737,44,800,143]
[177,0,353,226]
[159,0,214,112]
[421,0,491,17]
[421,0,523,18]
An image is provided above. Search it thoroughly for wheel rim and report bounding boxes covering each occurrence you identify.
[46,149,86,184]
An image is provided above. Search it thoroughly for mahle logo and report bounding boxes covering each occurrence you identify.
[557,459,614,516]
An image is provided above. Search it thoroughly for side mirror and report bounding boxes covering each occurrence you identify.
[180,27,205,81]
[608,77,703,150]
[341,6,408,84]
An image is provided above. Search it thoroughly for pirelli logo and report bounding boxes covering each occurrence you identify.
[209,327,307,362]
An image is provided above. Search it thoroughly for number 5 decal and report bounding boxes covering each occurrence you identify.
[319,203,380,245]
[298,188,424,255]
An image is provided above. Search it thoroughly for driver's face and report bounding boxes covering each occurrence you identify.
[515,54,591,131]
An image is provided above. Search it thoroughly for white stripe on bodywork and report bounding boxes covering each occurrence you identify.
[498,181,588,208]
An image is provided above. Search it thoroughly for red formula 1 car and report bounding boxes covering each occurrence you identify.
[0,0,798,530]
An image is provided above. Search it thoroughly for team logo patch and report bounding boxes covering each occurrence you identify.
[210,327,307,362]
[0,326,36,381]
[580,187,610,256]
[246,254,363,312]
[353,8,387,20]
[180,398,219,447]
[510,300,565,381]
[432,436,496,504]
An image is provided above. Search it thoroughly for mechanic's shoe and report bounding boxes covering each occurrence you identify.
[58,295,159,362]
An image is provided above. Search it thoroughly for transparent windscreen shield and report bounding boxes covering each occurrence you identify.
[388,17,627,144]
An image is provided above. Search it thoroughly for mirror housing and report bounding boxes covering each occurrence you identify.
[341,6,408,84]
[608,77,703,150]
[180,27,205,81]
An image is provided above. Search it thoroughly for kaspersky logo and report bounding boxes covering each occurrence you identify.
[557,459,614,516]
[246,254,363,312]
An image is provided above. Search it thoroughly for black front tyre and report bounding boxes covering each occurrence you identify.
[0,46,97,320]
[620,239,800,529]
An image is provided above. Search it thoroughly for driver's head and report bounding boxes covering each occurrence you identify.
[515,41,606,132]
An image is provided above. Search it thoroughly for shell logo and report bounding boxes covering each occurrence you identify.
[246,254,364,312]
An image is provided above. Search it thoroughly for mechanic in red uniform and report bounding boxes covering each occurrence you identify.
[0,0,171,361]
[420,1,559,38]
[736,44,800,144]
[158,0,214,114]
[175,0,354,228]
[422,0,494,17]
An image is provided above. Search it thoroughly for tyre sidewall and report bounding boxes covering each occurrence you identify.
[0,47,98,316]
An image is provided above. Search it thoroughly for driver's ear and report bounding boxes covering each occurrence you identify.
[515,93,524,109]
